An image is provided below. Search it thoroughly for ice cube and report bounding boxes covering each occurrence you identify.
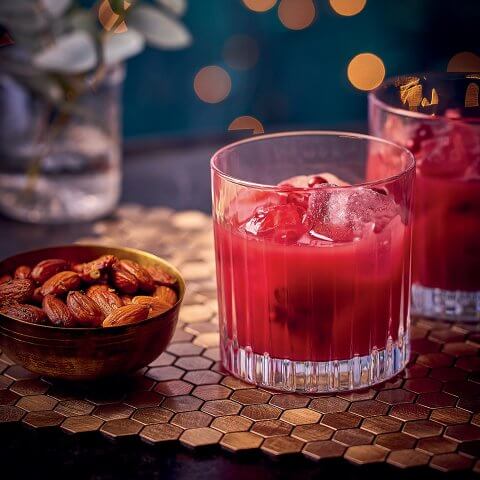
[244,203,309,244]
[307,187,400,242]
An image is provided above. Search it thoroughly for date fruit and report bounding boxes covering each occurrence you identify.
[0,302,47,324]
[0,252,178,329]
[67,291,104,327]
[102,304,149,327]
[154,286,178,306]
[40,271,81,296]
[43,295,75,327]
[111,263,139,294]
[31,259,70,284]
[117,260,155,293]
[0,279,35,304]
[87,285,123,316]
[146,265,177,286]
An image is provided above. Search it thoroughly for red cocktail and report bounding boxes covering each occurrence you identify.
[212,132,415,392]
[370,74,480,321]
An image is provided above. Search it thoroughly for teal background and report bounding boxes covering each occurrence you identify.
[122,0,480,138]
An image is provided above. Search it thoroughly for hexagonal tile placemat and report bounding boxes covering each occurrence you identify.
[0,207,479,473]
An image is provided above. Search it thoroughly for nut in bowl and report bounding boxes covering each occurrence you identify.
[0,245,185,381]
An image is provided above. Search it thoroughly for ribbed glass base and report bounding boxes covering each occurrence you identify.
[221,336,409,393]
[412,284,480,322]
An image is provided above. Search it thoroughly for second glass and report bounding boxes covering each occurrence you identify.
[211,132,415,392]
[370,74,480,321]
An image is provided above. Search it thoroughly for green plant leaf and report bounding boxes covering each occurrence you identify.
[155,0,187,16]
[128,4,191,50]
[103,30,145,65]
[33,31,97,74]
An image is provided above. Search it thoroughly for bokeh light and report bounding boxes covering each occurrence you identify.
[228,116,265,134]
[194,66,232,104]
[329,0,367,16]
[223,35,259,71]
[347,53,385,91]
[98,0,128,33]
[447,51,480,72]
[278,0,316,31]
[242,0,277,12]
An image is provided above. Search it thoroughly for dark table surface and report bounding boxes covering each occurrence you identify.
[0,137,475,480]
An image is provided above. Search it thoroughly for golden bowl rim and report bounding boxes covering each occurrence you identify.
[0,244,186,333]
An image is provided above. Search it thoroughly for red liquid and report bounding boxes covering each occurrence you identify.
[410,122,480,292]
[214,184,411,363]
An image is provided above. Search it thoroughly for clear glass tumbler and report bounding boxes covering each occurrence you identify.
[370,74,480,321]
[211,131,415,392]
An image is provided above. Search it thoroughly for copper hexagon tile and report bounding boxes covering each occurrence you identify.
[309,396,349,414]
[61,415,104,434]
[131,407,173,425]
[361,415,402,435]
[387,449,430,468]
[303,440,346,460]
[321,412,362,430]
[220,432,263,452]
[192,384,231,401]
[344,445,388,464]
[211,415,252,433]
[374,432,416,450]
[261,436,304,456]
[292,424,334,442]
[171,411,212,429]
[180,427,222,448]
[333,428,374,447]
[0,210,479,474]
[417,436,458,455]
[251,419,293,438]
[154,380,193,397]
[280,408,321,426]
[140,423,183,444]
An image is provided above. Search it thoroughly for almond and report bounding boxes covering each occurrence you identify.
[0,302,48,324]
[40,271,81,296]
[66,291,104,327]
[0,279,35,304]
[86,284,123,316]
[43,295,75,327]
[111,263,138,294]
[14,265,31,279]
[102,304,149,327]
[146,265,177,286]
[74,255,117,284]
[153,286,178,306]
[0,274,12,285]
[31,259,70,284]
[117,260,155,293]
[132,295,171,318]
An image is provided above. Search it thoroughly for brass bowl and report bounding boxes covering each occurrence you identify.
[0,245,185,381]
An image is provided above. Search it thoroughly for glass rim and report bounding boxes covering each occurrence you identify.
[210,130,415,191]
[369,71,480,121]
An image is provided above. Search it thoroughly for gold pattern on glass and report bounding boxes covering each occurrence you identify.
[465,83,479,108]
